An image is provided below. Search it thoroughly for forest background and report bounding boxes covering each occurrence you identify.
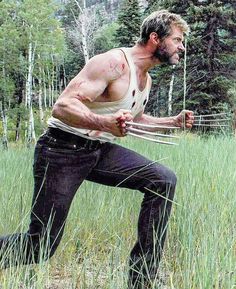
[0,0,235,147]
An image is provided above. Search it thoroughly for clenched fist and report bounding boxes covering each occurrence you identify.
[103,109,133,137]
[175,110,194,128]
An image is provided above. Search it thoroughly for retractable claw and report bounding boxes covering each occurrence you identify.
[125,121,180,130]
[125,122,179,145]
[193,113,231,128]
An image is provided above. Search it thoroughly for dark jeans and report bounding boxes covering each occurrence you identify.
[0,128,176,287]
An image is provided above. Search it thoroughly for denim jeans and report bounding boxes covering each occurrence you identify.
[0,128,176,287]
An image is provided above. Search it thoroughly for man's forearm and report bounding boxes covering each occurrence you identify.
[52,98,111,132]
[134,114,179,131]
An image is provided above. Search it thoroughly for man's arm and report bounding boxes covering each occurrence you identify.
[134,110,194,130]
[52,51,132,137]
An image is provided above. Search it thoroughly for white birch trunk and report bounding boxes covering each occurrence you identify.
[0,101,8,149]
[25,41,33,107]
[233,109,236,137]
[26,34,37,143]
[51,55,55,106]
[38,77,44,125]
[80,14,89,63]
[1,61,8,149]
[38,54,44,124]
[27,104,36,144]
[43,68,47,108]
[74,0,90,63]
[183,38,187,111]
[168,67,175,116]
[63,61,67,89]
[47,67,52,107]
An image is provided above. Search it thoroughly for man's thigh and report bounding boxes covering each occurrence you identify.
[86,142,172,191]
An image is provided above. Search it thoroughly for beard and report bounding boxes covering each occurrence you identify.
[153,43,178,65]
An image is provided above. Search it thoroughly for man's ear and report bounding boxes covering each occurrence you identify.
[149,32,160,46]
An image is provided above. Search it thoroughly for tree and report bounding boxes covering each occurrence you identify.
[0,1,21,147]
[0,0,66,144]
[115,0,142,47]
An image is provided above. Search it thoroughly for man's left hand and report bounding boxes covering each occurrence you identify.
[175,110,194,128]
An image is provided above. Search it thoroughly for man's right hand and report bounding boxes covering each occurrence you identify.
[103,109,133,137]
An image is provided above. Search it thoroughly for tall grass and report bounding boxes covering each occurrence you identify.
[0,134,235,289]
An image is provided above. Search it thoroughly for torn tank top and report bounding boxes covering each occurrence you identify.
[47,48,151,142]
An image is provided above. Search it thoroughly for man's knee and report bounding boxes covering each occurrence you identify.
[144,165,177,195]
[165,168,177,189]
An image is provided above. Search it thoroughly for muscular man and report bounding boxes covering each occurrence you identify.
[0,10,194,289]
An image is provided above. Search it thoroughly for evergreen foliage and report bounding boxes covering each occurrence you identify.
[146,0,236,115]
[115,0,142,47]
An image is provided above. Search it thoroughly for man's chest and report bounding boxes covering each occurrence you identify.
[98,70,148,103]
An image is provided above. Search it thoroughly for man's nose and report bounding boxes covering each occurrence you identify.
[178,42,185,52]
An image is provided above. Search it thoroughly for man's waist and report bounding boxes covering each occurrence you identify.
[47,127,103,150]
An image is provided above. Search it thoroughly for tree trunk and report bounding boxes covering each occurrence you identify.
[25,41,33,107]
[27,104,36,146]
[74,0,90,63]
[47,67,52,107]
[80,14,89,63]
[233,109,236,137]
[26,37,36,144]
[38,54,44,125]
[51,55,55,106]
[1,62,8,149]
[63,61,67,88]
[43,68,47,108]
[15,75,25,141]
[38,77,44,125]
[168,68,175,116]
[183,38,187,111]
[0,100,8,149]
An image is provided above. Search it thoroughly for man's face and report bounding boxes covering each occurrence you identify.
[153,26,185,65]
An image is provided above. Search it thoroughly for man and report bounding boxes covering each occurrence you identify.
[0,10,194,288]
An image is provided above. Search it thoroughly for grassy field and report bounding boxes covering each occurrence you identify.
[0,134,235,289]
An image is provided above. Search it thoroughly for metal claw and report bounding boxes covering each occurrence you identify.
[126,127,179,139]
[193,124,230,127]
[194,118,231,123]
[193,113,231,128]
[194,112,228,118]
[125,121,180,130]
[127,132,178,145]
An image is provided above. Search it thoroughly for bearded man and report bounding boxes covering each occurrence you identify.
[0,10,194,289]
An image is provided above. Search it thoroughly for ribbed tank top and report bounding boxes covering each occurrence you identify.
[48,48,151,142]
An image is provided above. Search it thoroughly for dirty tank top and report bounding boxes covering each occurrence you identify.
[47,48,151,142]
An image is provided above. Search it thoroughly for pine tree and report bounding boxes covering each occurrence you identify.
[115,0,142,47]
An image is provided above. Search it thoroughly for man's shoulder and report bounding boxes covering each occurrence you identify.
[92,48,126,66]
[87,48,128,80]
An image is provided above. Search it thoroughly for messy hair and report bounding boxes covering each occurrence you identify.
[137,10,189,45]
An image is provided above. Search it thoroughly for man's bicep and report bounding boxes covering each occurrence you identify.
[71,53,122,102]
[60,52,123,103]
[72,76,108,102]
[61,71,108,103]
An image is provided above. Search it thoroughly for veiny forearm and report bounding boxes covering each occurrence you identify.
[52,98,111,132]
[134,113,179,131]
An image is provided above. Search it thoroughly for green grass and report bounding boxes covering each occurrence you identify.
[0,134,235,289]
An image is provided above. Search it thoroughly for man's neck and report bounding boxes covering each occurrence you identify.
[129,44,161,74]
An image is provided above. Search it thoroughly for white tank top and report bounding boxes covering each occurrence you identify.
[48,48,151,142]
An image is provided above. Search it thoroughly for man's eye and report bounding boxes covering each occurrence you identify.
[174,38,182,43]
